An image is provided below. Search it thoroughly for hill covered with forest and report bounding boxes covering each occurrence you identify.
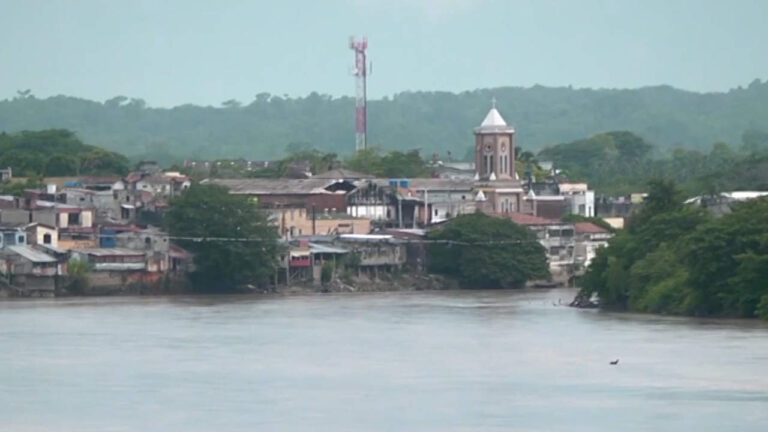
[1,79,768,164]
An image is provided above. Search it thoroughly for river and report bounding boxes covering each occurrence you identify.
[1,288,767,431]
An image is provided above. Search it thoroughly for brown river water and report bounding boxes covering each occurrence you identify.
[1,288,767,431]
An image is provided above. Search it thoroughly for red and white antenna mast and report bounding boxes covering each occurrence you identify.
[349,36,369,152]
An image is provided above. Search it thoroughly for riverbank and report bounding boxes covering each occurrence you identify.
[0,272,461,299]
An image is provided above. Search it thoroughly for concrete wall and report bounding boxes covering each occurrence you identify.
[1,209,30,225]
[31,210,57,227]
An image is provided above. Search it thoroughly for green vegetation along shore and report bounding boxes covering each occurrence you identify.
[579,180,768,320]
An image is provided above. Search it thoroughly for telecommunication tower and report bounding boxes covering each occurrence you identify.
[349,36,369,152]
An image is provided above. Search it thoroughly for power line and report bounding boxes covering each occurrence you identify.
[96,232,544,246]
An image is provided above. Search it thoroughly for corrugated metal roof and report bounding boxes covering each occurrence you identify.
[75,248,145,257]
[308,243,348,254]
[38,244,67,255]
[7,245,58,263]
[206,178,340,195]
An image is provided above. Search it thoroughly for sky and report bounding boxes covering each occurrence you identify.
[1,0,766,107]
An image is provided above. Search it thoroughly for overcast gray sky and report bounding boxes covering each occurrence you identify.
[1,0,766,107]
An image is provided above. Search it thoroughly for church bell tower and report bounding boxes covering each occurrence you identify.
[474,99,515,181]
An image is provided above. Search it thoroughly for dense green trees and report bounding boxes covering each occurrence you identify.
[167,184,281,292]
[0,129,129,177]
[580,180,768,319]
[242,145,430,179]
[344,148,430,178]
[538,131,768,195]
[2,80,768,162]
[427,213,548,288]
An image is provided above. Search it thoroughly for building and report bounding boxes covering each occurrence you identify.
[25,222,58,248]
[72,248,146,271]
[0,167,12,181]
[267,205,372,239]
[336,234,407,276]
[206,178,352,214]
[471,102,527,215]
[573,222,613,267]
[559,183,596,217]
[0,225,28,248]
[0,245,60,294]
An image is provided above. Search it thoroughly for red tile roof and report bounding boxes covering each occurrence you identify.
[574,222,609,234]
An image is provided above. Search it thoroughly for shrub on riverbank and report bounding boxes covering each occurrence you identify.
[580,180,768,319]
[427,213,548,288]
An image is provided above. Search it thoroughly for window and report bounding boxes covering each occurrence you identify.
[43,233,52,244]
[145,237,152,245]
[68,213,80,226]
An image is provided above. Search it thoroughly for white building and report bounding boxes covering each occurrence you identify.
[559,183,595,217]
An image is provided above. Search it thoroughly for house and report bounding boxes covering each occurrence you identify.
[26,202,97,250]
[0,167,11,181]
[0,225,28,248]
[346,180,392,221]
[207,177,353,214]
[0,245,60,294]
[134,173,190,198]
[72,248,146,271]
[266,205,371,239]
[0,195,17,209]
[366,178,477,228]
[99,225,143,248]
[336,234,406,276]
[114,227,170,272]
[496,212,576,284]
[523,191,567,220]
[573,222,613,267]
[70,247,154,293]
[79,176,124,192]
[559,183,596,217]
[25,222,58,248]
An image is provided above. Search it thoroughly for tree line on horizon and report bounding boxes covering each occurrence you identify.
[2,79,768,165]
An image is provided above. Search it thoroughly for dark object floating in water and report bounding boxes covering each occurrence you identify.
[610,359,620,365]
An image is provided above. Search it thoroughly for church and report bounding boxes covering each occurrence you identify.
[471,101,527,216]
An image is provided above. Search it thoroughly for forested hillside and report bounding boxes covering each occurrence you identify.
[2,79,767,164]
[538,130,768,195]
[0,129,129,177]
